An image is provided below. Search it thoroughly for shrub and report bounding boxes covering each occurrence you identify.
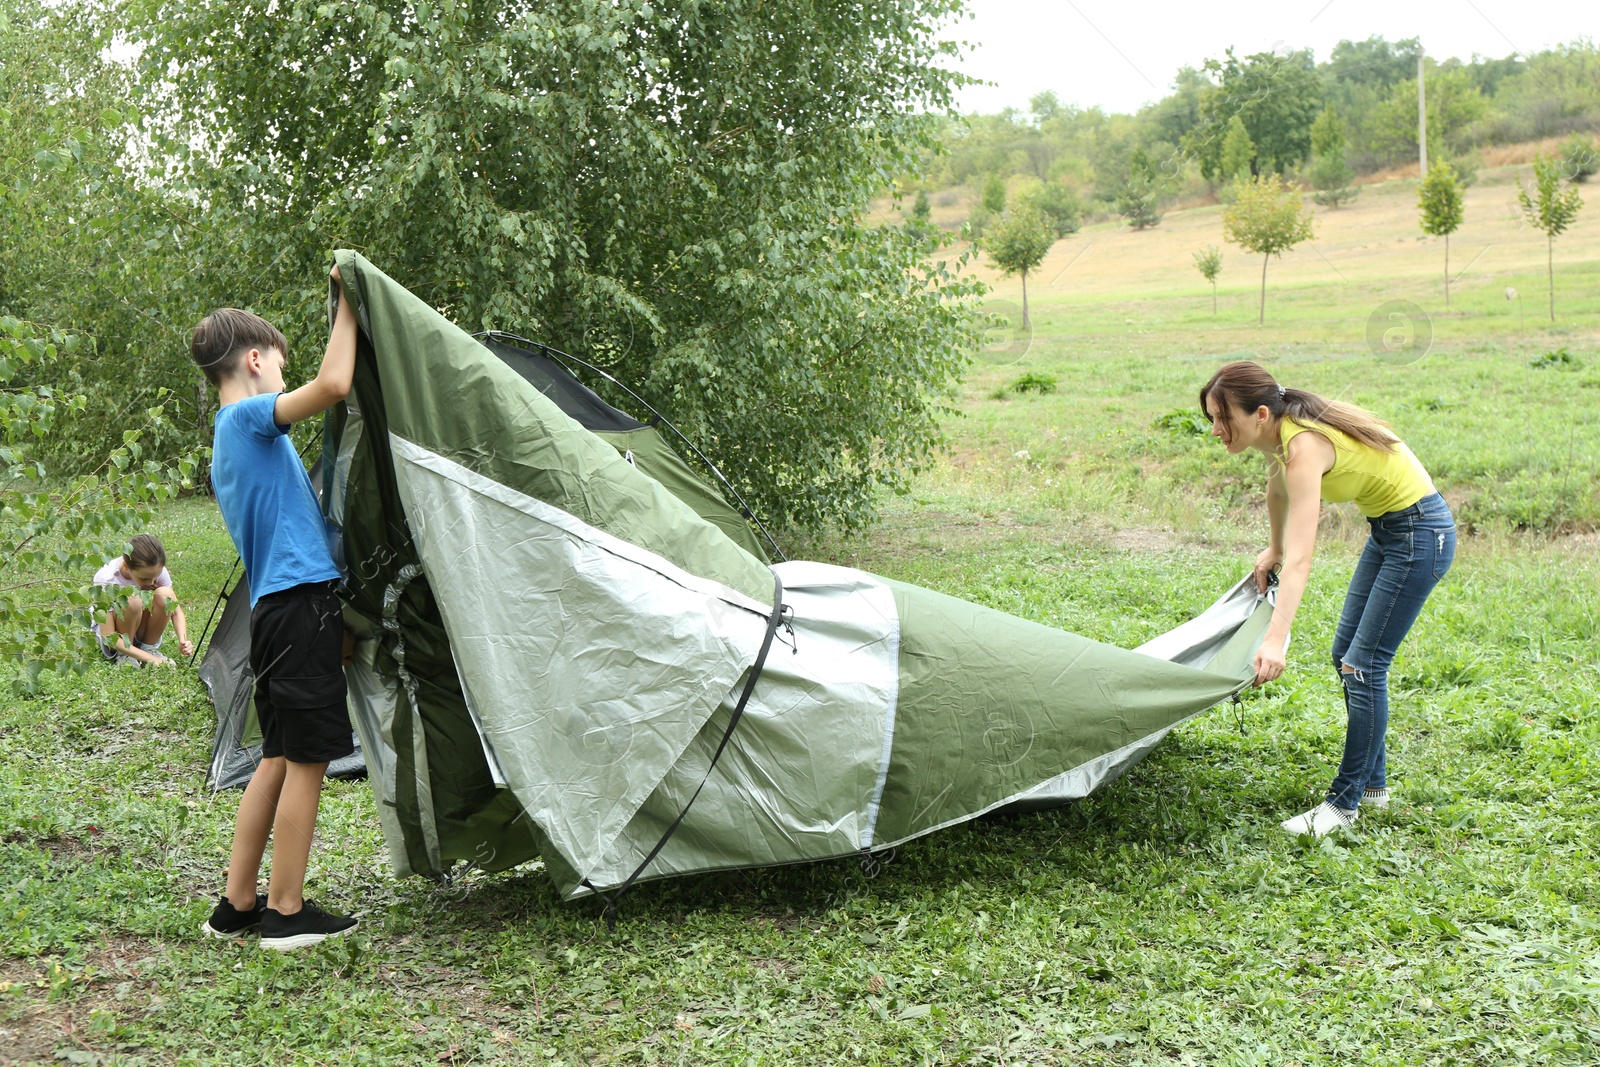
[1561,133,1599,183]
[1530,346,1580,369]
[1155,409,1210,436]
[1008,371,1058,395]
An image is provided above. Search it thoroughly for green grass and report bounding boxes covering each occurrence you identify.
[4,178,1600,1063]
[4,516,1597,1065]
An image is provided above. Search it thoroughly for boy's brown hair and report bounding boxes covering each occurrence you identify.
[191,308,287,387]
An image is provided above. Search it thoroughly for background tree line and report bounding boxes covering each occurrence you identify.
[918,35,1600,226]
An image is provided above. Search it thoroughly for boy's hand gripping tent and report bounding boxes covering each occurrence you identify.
[324,251,1275,900]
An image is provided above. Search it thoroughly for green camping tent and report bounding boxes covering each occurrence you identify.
[323,251,1275,902]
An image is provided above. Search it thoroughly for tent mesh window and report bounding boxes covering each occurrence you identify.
[479,337,646,434]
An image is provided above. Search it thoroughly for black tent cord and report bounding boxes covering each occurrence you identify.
[188,557,241,666]
[473,330,786,564]
[581,573,788,930]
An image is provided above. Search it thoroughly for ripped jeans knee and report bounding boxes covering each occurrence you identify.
[1336,656,1387,687]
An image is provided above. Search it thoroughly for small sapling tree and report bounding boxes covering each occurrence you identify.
[1193,244,1223,315]
[985,206,1056,330]
[1418,161,1465,307]
[1517,155,1584,322]
[1221,174,1315,325]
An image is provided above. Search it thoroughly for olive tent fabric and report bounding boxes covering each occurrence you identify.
[598,426,770,563]
[323,251,1275,900]
[477,335,770,562]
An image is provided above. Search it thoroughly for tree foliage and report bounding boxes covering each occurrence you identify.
[1192,245,1223,315]
[1111,149,1164,230]
[1,0,256,478]
[1368,66,1488,167]
[1218,116,1255,183]
[1183,49,1322,182]
[1418,161,1465,307]
[1221,174,1314,325]
[1308,106,1345,160]
[983,207,1055,330]
[1309,107,1359,207]
[128,0,985,533]
[1561,133,1599,183]
[911,188,932,223]
[1516,156,1584,323]
[981,173,1009,215]
[1309,152,1358,207]
[922,37,1600,219]
[1019,181,1082,239]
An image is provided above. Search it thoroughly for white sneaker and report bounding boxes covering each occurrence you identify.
[1362,788,1390,810]
[1280,802,1358,837]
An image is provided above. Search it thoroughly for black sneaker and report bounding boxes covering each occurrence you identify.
[201,892,268,940]
[259,899,359,951]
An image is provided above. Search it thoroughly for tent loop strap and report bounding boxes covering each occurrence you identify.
[775,603,797,655]
[381,563,429,736]
[582,573,788,931]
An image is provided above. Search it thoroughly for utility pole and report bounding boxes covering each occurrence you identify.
[1417,46,1428,177]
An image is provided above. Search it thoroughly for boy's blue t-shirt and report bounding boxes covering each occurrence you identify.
[212,393,340,608]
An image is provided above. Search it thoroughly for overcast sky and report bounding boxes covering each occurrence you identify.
[949,0,1593,116]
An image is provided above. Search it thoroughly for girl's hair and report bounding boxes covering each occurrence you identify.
[1200,361,1397,454]
[125,534,166,572]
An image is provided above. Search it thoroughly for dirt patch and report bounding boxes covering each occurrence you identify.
[1480,135,1578,168]
[813,508,1229,567]
[1106,526,1188,553]
[0,941,163,1066]
[0,959,65,1067]
[2,832,120,864]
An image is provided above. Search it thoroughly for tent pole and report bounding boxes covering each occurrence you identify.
[189,557,240,665]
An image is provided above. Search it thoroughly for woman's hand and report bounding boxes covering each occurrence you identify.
[179,638,195,657]
[1253,638,1287,687]
[1253,547,1283,593]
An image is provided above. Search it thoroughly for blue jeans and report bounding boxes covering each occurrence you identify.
[1327,492,1455,810]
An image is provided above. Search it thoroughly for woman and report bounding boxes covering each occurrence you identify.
[1199,362,1455,837]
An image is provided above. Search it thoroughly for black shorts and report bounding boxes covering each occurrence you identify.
[250,580,353,764]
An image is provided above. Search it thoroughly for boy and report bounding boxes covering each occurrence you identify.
[94,533,193,666]
[191,265,360,950]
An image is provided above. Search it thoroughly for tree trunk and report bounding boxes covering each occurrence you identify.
[1548,235,1556,322]
[1021,269,1030,331]
[1259,253,1269,325]
[1444,233,1450,309]
[1212,280,1217,316]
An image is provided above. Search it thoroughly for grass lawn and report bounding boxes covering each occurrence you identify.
[3,170,1599,1065]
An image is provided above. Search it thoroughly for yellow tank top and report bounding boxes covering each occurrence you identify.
[1280,417,1433,518]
